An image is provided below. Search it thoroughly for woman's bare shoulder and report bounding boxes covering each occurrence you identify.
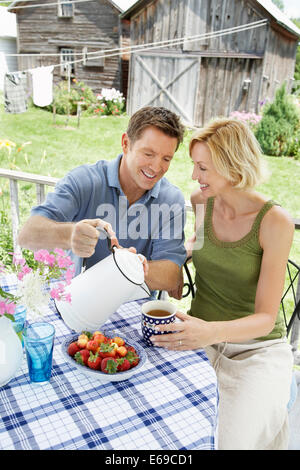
[260,204,295,248]
[264,204,294,228]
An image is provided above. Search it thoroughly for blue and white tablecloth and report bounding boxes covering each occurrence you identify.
[0,275,218,450]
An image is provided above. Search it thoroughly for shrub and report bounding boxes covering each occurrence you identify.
[287,128,300,160]
[255,85,300,156]
[47,81,125,117]
[92,88,125,116]
[0,205,13,267]
[47,79,97,115]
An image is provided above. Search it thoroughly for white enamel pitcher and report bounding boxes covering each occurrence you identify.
[55,231,151,332]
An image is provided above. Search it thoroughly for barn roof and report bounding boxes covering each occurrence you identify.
[121,0,300,38]
[8,0,137,14]
[110,0,137,12]
[0,6,17,38]
[256,0,300,37]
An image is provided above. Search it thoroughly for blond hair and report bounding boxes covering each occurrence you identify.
[189,117,267,190]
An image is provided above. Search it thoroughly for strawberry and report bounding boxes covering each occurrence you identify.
[116,346,127,357]
[92,330,103,338]
[125,350,139,368]
[86,340,99,354]
[101,357,118,374]
[117,358,131,372]
[98,342,117,358]
[81,330,93,339]
[87,352,102,370]
[74,349,90,366]
[67,341,81,357]
[93,333,107,345]
[77,334,89,349]
[113,336,125,347]
[126,345,137,354]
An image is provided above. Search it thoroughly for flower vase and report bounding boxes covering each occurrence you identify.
[12,305,27,346]
[0,315,23,388]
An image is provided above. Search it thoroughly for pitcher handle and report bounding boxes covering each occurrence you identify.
[82,226,116,272]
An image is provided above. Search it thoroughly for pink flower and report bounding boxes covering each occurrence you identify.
[0,301,7,315]
[44,253,56,266]
[65,267,75,285]
[34,249,50,263]
[13,255,26,266]
[50,288,60,300]
[64,293,72,303]
[6,249,75,308]
[54,248,67,257]
[57,256,73,269]
[17,265,32,280]
[0,300,16,316]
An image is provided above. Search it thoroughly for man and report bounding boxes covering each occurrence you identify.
[18,106,186,293]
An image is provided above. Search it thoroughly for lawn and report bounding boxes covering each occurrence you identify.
[0,103,300,314]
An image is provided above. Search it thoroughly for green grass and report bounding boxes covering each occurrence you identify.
[0,103,300,315]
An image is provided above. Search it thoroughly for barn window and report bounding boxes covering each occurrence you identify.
[60,48,75,76]
[82,46,105,68]
[58,0,74,18]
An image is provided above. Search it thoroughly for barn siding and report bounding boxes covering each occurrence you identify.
[261,27,297,101]
[126,0,299,126]
[14,0,122,93]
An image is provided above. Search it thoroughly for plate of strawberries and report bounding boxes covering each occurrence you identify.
[61,329,147,382]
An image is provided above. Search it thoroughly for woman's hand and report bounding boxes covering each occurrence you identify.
[149,311,215,350]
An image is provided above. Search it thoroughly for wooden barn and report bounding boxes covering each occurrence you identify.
[122,0,300,127]
[8,0,136,97]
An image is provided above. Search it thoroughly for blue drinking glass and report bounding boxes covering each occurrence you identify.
[12,305,27,346]
[23,322,55,384]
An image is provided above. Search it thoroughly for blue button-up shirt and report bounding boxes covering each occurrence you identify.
[31,154,186,276]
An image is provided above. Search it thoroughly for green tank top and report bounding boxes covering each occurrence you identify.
[189,197,286,341]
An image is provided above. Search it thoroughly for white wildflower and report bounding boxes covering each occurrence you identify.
[16,271,50,320]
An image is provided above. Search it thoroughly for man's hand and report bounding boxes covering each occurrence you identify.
[168,267,184,300]
[70,219,119,258]
[127,247,149,277]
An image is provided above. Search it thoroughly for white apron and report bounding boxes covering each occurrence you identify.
[205,338,293,450]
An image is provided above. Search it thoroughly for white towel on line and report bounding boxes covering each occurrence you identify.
[30,65,54,107]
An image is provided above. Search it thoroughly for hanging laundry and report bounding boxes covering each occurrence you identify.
[30,65,54,107]
[4,72,28,114]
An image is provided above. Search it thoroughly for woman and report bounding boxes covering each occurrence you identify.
[150,118,295,450]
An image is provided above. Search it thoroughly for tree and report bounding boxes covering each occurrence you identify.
[271,0,284,11]
[255,84,300,156]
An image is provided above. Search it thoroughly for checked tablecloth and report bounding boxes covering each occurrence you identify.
[0,275,218,450]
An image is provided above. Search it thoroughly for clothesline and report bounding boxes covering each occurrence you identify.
[8,19,268,75]
[3,19,268,58]
[4,0,96,9]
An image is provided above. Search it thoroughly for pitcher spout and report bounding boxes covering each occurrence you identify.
[126,282,151,302]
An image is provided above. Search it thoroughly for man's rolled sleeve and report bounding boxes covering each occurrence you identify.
[30,171,82,222]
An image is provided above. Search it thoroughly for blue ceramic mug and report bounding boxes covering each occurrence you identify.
[141,300,177,346]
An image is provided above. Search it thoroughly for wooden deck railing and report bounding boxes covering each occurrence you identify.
[0,167,300,362]
[0,168,58,253]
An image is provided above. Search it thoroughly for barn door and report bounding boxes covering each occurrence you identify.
[128,53,200,126]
